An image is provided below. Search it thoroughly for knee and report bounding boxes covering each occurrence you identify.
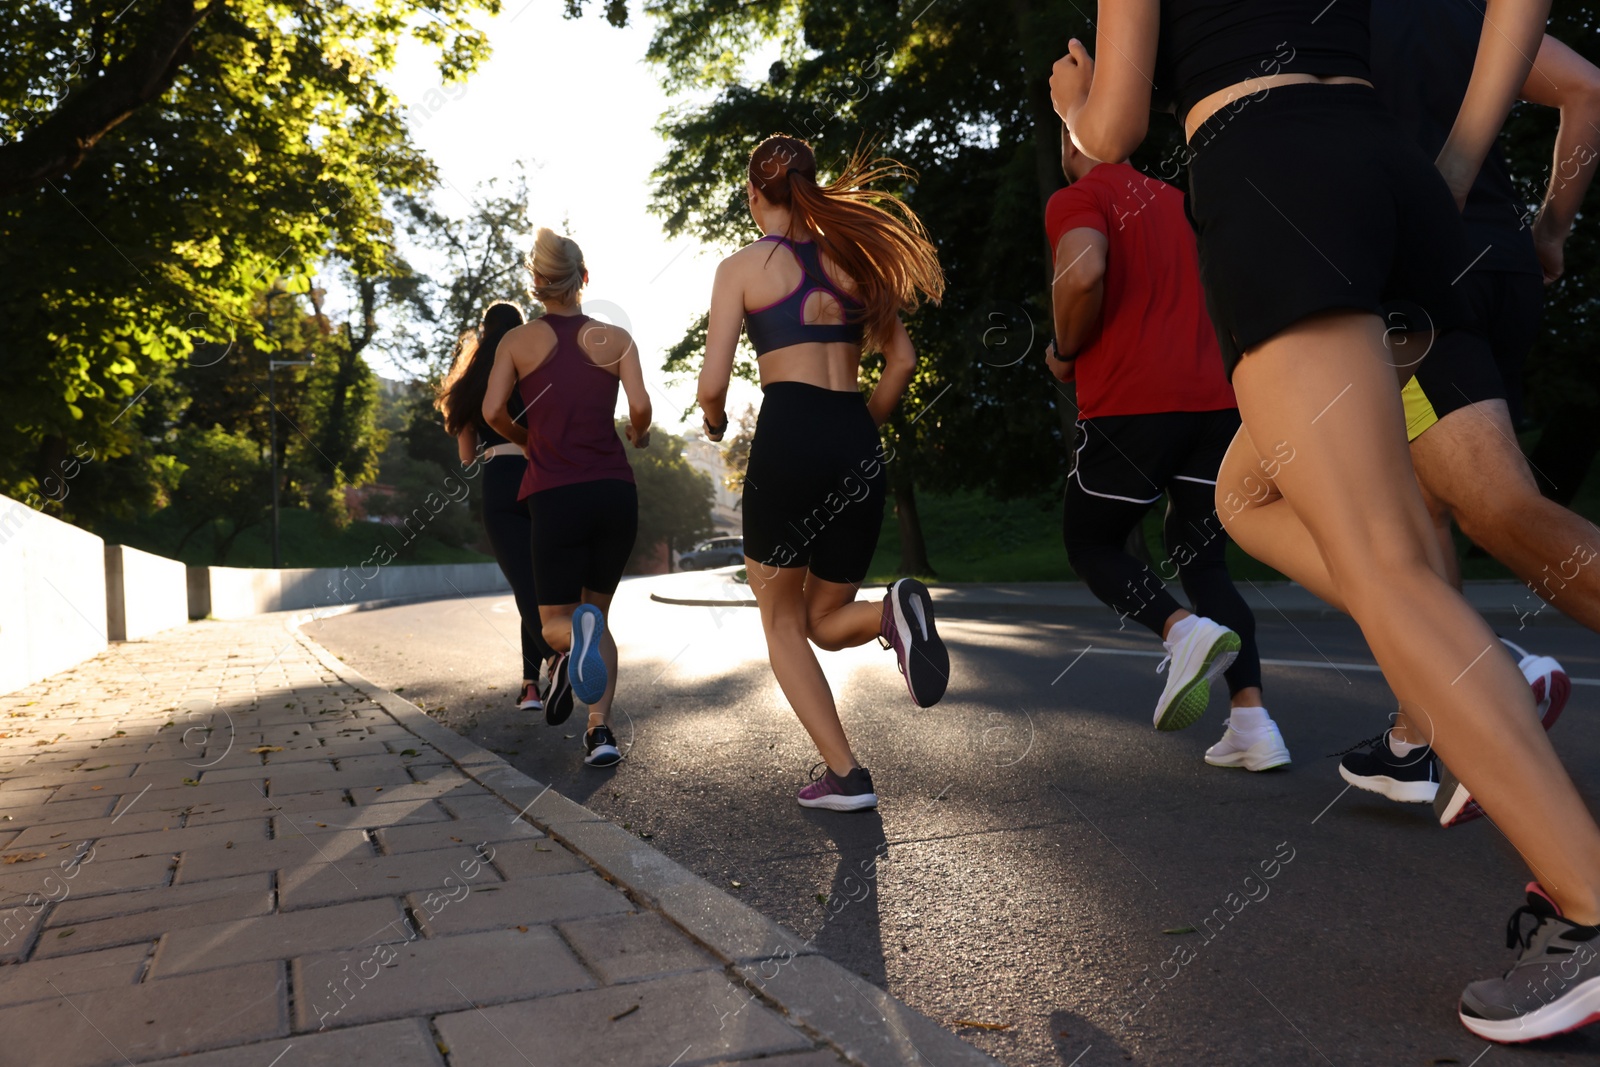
[540,618,566,649]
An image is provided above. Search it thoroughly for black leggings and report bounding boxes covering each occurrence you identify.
[1062,411,1262,695]
[482,456,556,679]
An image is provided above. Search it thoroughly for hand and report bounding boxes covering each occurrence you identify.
[702,413,728,442]
[1531,212,1566,284]
[1050,39,1095,124]
[626,423,651,449]
[1044,339,1074,384]
[1433,149,1475,213]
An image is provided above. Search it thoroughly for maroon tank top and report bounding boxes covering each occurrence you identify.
[515,312,635,499]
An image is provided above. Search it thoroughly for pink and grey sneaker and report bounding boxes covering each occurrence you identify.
[878,578,949,708]
[796,763,878,812]
[517,682,544,712]
[1436,639,1570,827]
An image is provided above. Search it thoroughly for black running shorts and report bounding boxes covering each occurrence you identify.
[742,382,888,586]
[528,478,638,604]
[1187,83,1474,372]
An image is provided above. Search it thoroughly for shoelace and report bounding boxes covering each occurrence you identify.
[807,761,830,783]
[1324,732,1386,760]
[1156,656,1170,675]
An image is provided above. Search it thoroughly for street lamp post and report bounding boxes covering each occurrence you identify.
[262,285,313,569]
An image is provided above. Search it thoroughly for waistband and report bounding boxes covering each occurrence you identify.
[760,380,868,403]
[484,442,523,459]
[1190,80,1380,151]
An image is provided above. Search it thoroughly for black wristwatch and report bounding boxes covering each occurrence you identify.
[704,414,729,438]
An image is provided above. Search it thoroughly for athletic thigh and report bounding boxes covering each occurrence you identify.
[578,480,638,598]
[529,483,590,606]
[1411,399,1539,524]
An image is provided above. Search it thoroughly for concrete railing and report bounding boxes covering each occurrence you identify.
[189,561,510,620]
[106,544,189,641]
[0,496,108,695]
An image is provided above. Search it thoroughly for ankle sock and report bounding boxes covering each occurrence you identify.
[1228,706,1271,733]
[1388,734,1426,757]
[1164,614,1199,648]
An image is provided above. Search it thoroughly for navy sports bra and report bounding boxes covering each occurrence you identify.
[743,236,865,356]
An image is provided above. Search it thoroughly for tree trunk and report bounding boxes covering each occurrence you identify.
[890,464,933,577]
[1529,402,1600,506]
[0,0,217,196]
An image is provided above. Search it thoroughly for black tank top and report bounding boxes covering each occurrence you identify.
[1154,0,1371,123]
[743,236,865,356]
[1369,0,1540,277]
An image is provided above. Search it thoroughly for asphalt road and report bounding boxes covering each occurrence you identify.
[306,577,1600,1067]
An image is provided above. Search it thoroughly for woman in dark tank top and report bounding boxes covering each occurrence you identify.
[1050,0,1600,1043]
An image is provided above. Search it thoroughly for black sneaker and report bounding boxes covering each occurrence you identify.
[545,654,574,727]
[583,723,621,768]
[796,763,878,811]
[1336,732,1439,803]
[1460,883,1600,1042]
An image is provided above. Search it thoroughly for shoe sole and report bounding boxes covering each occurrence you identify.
[797,791,879,812]
[891,579,949,708]
[545,658,574,726]
[518,698,544,711]
[1460,975,1600,1042]
[1154,631,1241,732]
[1205,744,1292,772]
[584,746,622,768]
[1339,762,1438,803]
[570,606,608,706]
[1435,664,1568,828]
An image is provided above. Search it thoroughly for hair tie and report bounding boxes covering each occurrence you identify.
[786,166,802,179]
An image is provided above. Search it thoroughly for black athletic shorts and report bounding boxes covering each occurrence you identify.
[528,478,638,604]
[1069,408,1242,505]
[1399,270,1539,437]
[742,382,888,586]
[1187,83,1474,372]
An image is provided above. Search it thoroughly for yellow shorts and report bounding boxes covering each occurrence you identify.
[1401,376,1439,443]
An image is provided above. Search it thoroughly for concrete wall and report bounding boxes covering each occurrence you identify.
[192,561,510,620]
[105,544,190,641]
[0,496,108,696]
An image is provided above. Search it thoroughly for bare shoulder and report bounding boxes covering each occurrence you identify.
[499,319,556,374]
[577,318,635,372]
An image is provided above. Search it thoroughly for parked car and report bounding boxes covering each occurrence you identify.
[677,536,744,571]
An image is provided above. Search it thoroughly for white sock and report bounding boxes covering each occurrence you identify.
[1229,706,1271,733]
[1389,734,1425,757]
[1164,614,1200,649]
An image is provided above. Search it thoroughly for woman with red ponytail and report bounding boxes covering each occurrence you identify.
[697,135,948,812]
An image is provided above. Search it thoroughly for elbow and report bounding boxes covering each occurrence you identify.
[1075,117,1144,166]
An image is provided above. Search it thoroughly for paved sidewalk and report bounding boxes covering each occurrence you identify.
[0,614,1000,1067]
[652,571,1573,626]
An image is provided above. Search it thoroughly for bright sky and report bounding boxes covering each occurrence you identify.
[360,4,764,430]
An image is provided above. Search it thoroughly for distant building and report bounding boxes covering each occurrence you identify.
[681,429,741,537]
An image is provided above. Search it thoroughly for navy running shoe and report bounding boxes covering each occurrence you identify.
[879,579,949,708]
[1337,731,1439,803]
[544,654,574,726]
[584,724,622,768]
[570,604,608,705]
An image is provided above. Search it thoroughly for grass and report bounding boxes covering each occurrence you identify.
[100,507,493,570]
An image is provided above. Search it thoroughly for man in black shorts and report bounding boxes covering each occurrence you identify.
[1335,0,1600,824]
[1046,124,1290,771]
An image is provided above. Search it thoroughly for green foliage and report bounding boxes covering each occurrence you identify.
[167,424,273,564]
[0,0,501,520]
[622,421,715,565]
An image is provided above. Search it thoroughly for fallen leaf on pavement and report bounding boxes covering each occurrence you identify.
[609,1004,640,1022]
[953,1020,1010,1031]
[251,746,284,754]
[3,852,48,864]
[1162,926,1197,935]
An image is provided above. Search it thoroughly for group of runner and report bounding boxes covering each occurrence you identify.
[430,0,1600,1042]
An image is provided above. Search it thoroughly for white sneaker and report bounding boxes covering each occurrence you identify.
[1153,617,1241,731]
[1500,638,1570,730]
[1205,722,1292,771]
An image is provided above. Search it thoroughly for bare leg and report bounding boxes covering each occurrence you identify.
[748,560,859,775]
[1234,312,1600,920]
[1414,400,1600,631]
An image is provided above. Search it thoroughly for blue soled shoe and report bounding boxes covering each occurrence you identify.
[569,604,609,705]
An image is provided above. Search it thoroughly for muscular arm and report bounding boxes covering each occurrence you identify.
[1051,228,1109,370]
[1436,0,1553,207]
[1521,34,1600,283]
[482,337,527,448]
[866,317,916,426]
[697,257,745,439]
[1050,0,1160,163]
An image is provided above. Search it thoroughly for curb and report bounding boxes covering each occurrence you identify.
[285,613,1003,1067]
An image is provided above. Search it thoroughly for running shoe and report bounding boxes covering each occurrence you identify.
[1435,639,1570,827]
[1205,721,1292,771]
[1460,882,1600,1043]
[879,578,949,707]
[583,724,622,768]
[569,604,608,706]
[796,763,878,812]
[544,654,574,727]
[1337,732,1439,803]
[1152,617,1240,731]
[517,681,544,712]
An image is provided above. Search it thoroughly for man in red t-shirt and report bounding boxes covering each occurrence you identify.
[1046,122,1288,772]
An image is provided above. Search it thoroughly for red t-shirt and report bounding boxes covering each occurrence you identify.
[1044,162,1235,419]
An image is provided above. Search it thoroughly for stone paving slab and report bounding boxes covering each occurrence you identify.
[0,611,998,1067]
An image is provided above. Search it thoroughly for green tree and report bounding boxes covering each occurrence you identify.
[167,424,272,564]
[0,0,500,523]
[580,0,1098,575]
[623,422,714,569]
